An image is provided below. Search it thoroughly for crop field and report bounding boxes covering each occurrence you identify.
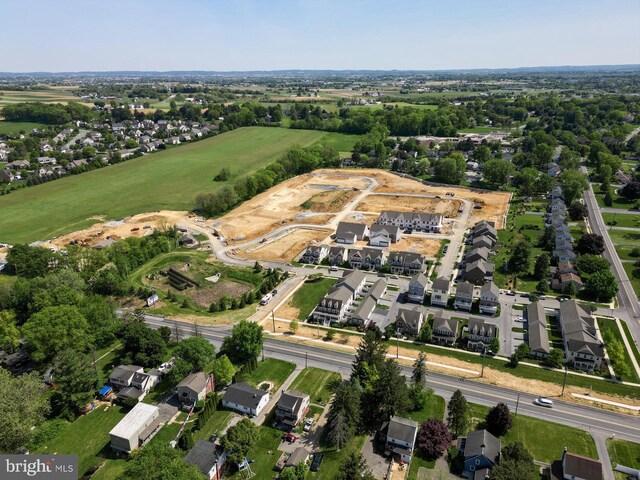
[0,127,358,244]
[0,120,46,134]
[0,88,82,106]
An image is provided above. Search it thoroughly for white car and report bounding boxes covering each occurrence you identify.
[533,397,554,408]
[303,419,314,432]
[514,317,525,323]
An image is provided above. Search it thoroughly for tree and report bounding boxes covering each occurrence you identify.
[418,322,432,342]
[175,336,216,371]
[533,253,550,280]
[585,269,619,302]
[485,402,512,437]
[577,254,610,275]
[279,463,308,480]
[491,442,537,480]
[210,354,236,389]
[335,450,375,480]
[213,167,231,182]
[22,305,90,362]
[158,326,172,344]
[434,154,465,184]
[5,244,54,278]
[412,352,428,386]
[221,418,258,464]
[576,233,605,255]
[327,381,361,446]
[289,318,299,334]
[447,390,469,438]
[473,145,491,163]
[483,159,514,187]
[221,320,263,364]
[0,369,50,453]
[558,170,588,205]
[116,443,202,480]
[52,349,99,419]
[0,311,20,353]
[568,202,588,221]
[620,181,640,199]
[509,241,532,276]
[489,337,501,355]
[536,279,549,293]
[121,322,167,368]
[327,411,351,451]
[352,328,387,386]
[603,189,613,207]
[545,348,565,368]
[417,419,452,459]
[365,359,410,430]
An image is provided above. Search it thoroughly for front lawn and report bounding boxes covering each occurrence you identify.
[607,438,640,479]
[602,213,640,229]
[227,417,284,479]
[406,395,447,480]
[288,278,337,320]
[607,228,640,246]
[467,404,597,463]
[288,367,341,404]
[308,435,368,479]
[240,358,297,391]
[37,405,128,477]
[597,318,640,383]
[193,410,236,442]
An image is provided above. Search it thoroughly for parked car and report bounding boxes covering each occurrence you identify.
[514,317,525,323]
[131,227,140,232]
[271,289,278,296]
[329,265,338,272]
[538,294,547,300]
[303,418,314,432]
[520,293,530,298]
[391,275,399,279]
[310,453,324,472]
[506,290,516,296]
[282,433,297,443]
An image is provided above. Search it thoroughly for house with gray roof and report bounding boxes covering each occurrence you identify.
[335,221,369,244]
[276,390,310,429]
[479,281,500,315]
[465,246,490,265]
[432,317,459,346]
[463,260,494,285]
[467,317,497,352]
[300,244,329,264]
[184,441,226,480]
[367,279,387,302]
[457,429,501,479]
[222,382,270,417]
[558,300,604,371]
[313,271,366,324]
[431,277,451,307]
[176,372,214,408]
[395,306,425,337]
[369,223,401,247]
[527,302,550,358]
[349,247,386,270]
[384,416,419,463]
[471,235,495,250]
[328,246,348,265]
[407,273,428,303]
[454,281,475,311]
[388,251,425,275]
[377,211,443,233]
[109,365,144,391]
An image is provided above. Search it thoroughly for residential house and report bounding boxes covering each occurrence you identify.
[395,306,425,337]
[463,260,494,285]
[552,273,584,293]
[431,277,451,307]
[466,317,497,352]
[407,273,428,303]
[116,370,160,402]
[184,441,227,480]
[553,248,576,263]
[109,365,144,391]
[470,221,498,245]
[222,382,270,417]
[527,302,550,358]
[8,160,30,170]
[615,170,631,185]
[548,162,561,177]
[550,449,603,480]
[454,281,475,311]
[557,261,578,275]
[457,429,501,479]
[388,251,425,275]
[335,221,369,244]
[550,186,564,200]
[36,156,56,165]
[0,169,14,183]
[465,247,490,265]
[166,136,181,145]
[383,416,419,463]
[176,372,214,408]
[478,282,500,315]
[66,159,88,170]
[471,235,495,250]
[300,244,329,264]
[285,447,311,468]
[109,403,161,453]
[550,198,567,213]
[432,316,459,346]
[377,211,444,233]
[558,300,604,371]
[369,224,401,247]
[328,246,348,266]
[275,390,310,429]
[313,271,366,324]
[349,247,386,270]
[350,296,377,327]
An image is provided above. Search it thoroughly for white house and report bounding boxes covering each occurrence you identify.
[384,416,419,463]
[222,382,270,417]
[109,403,161,453]
[431,277,450,307]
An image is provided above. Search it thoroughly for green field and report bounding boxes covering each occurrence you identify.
[308,436,368,480]
[407,395,447,480]
[622,263,640,298]
[288,367,341,404]
[0,120,46,134]
[240,358,297,391]
[607,228,640,246]
[602,213,640,229]
[0,127,359,244]
[288,278,337,320]
[607,438,640,479]
[0,88,81,106]
[597,318,640,382]
[468,404,597,463]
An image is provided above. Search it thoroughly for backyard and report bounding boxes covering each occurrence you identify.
[406,394,447,480]
[239,358,297,391]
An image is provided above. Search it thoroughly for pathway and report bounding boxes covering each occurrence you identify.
[593,433,615,480]
[252,365,303,426]
[600,207,640,215]
[615,317,640,378]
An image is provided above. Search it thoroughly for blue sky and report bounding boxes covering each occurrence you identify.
[1,0,639,71]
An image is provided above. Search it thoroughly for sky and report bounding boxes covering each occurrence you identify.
[1,0,639,72]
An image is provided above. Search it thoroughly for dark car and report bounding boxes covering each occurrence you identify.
[311,453,324,472]
[282,433,297,443]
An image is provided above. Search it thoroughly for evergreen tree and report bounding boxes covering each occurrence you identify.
[411,352,428,386]
[485,403,512,437]
[447,390,469,438]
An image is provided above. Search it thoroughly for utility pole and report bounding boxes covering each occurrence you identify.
[561,365,568,396]
[261,345,264,362]
[515,393,520,416]
[396,330,400,359]
[305,352,308,368]
[271,310,276,333]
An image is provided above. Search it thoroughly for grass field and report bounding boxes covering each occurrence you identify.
[407,395,447,480]
[0,120,46,134]
[0,88,81,106]
[597,318,640,382]
[468,404,597,463]
[0,127,359,244]
[595,192,636,210]
[602,213,640,229]
[240,358,296,391]
[193,410,236,442]
[607,228,640,246]
[288,367,341,404]
[607,438,640,479]
[37,405,128,477]
[288,278,337,320]
[622,263,640,298]
[308,436,368,480]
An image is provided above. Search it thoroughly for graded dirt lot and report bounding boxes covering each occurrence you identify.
[42,210,193,250]
[392,237,443,257]
[355,194,461,218]
[235,228,332,263]
[316,168,511,228]
[215,173,369,243]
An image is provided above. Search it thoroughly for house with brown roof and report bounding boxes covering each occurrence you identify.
[550,449,603,480]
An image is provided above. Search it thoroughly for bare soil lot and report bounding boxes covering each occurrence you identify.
[355,194,461,218]
[392,237,443,257]
[235,228,332,263]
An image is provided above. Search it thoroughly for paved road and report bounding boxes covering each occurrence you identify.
[142,315,640,446]
[624,127,640,144]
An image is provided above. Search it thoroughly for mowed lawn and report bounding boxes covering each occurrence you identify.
[407,395,447,479]
[0,120,46,134]
[0,127,359,243]
[37,405,128,476]
[607,438,640,479]
[468,404,597,463]
[288,367,341,404]
[241,358,297,391]
[288,278,337,320]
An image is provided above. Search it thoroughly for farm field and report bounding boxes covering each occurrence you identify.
[0,120,46,134]
[0,127,358,244]
[0,87,82,106]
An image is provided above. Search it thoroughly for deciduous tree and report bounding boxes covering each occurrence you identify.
[417,419,452,459]
[221,418,258,464]
[116,443,202,480]
[52,349,99,419]
[509,241,532,276]
[485,402,512,437]
[221,320,264,364]
[175,336,216,371]
[210,354,236,389]
[585,269,619,302]
[576,233,605,255]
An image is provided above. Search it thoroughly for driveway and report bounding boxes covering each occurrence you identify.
[157,393,180,422]
[361,435,390,479]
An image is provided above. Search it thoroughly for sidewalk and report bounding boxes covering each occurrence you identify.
[593,432,616,480]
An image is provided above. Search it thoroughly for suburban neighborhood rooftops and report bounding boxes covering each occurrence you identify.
[456,281,474,295]
[286,447,310,467]
[367,279,387,301]
[561,452,602,480]
[432,277,450,291]
[335,221,368,238]
[462,429,500,461]
[410,273,429,288]
[480,281,499,297]
[433,316,458,334]
[278,390,309,411]
[527,302,550,354]
[184,440,224,475]
[109,402,159,439]
[177,372,207,392]
[110,365,143,381]
[336,270,366,291]
[223,382,268,409]
[387,416,419,444]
